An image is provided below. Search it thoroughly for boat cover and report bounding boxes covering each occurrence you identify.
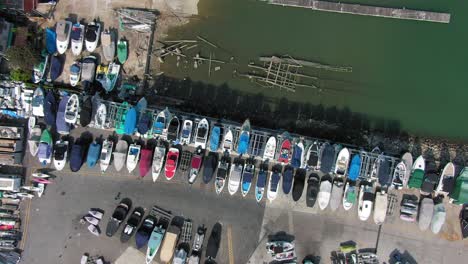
[70,63,80,74]
[292,169,306,201]
[330,180,344,211]
[431,203,446,234]
[71,25,81,40]
[85,25,98,41]
[377,158,391,186]
[137,113,151,135]
[206,223,222,259]
[348,155,361,181]
[418,198,434,231]
[270,172,280,192]
[450,167,468,205]
[291,144,303,168]
[320,144,335,173]
[56,96,70,134]
[44,91,57,128]
[257,170,266,188]
[209,126,221,152]
[124,108,137,135]
[237,132,249,155]
[282,166,293,194]
[50,55,63,81]
[203,154,217,183]
[242,168,254,190]
[306,174,320,207]
[87,142,101,168]
[38,143,51,161]
[54,143,67,160]
[460,204,468,239]
[441,176,455,194]
[139,149,152,177]
[191,155,202,169]
[80,96,92,127]
[70,144,83,172]
[421,173,439,194]
[46,28,57,54]
[306,144,318,167]
[408,169,424,189]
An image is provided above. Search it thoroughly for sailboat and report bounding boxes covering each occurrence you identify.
[113,140,128,172]
[152,145,166,182]
[237,119,250,155]
[100,139,113,172]
[127,143,141,173]
[194,118,209,149]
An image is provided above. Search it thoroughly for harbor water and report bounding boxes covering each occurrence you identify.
[161,0,468,140]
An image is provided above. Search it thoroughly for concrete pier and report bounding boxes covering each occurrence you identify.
[268,0,451,23]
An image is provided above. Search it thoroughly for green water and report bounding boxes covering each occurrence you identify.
[162,0,468,139]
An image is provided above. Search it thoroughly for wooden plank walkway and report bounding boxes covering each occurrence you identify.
[267,0,451,23]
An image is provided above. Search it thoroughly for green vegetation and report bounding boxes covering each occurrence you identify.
[9,68,30,82]
[5,46,40,71]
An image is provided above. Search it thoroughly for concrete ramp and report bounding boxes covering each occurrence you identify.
[115,247,152,264]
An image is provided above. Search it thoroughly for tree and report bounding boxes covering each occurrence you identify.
[5,46,40,71]
[10,68,30,82]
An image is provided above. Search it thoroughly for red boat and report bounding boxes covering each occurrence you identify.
[165,147,180,180]
[188,146,204,184]
[139,148,153,178]
[278,139,291,164]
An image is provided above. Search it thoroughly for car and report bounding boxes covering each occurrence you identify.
[106,198,132,237]
[306,173,320,207]
[165,147,180,180]
[121,207,145,243]
[206,222,222,261]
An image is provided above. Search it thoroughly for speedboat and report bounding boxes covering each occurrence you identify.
[278,139,291,164]
[291,168,306,202]
[342,180,357,211]
[282,165,294,194]
[180,120,193,145]
[241,158,255,197]
[81,55,97,82]
[373,190,388,225]
[267,165,282,202]
[391,161,406,190]
[306,173,320,207]
[28,126,42,156]
[317,176,332,210]
[255,162,268,202]
[165,147,180,180]
[146,225,166,264]
[85,20,101,52]
[65,94,79,124]
[135,215,158,249]
[401,152,413,188]
[319,142,335,174]
[167,116,180,142]
[194,118,209,149]
[205,223,222,261]
[32,87,45,117]
[209,125,221,152]
[121,207,144,243]
[32,55,49,84]
[139,148,153,178]
[113,140,128,172]
[38,129,53,166]
[87,141,101,168]
[152,145,166,182]
[159,218,181,263]
[334,147,350,177]
[263,136,276,161]
[291,141,304,168]
[99,139,113,172]
[266,241,295,255]
[188,225,206,263]
[358,182,374,221]
[126,143,141,173]
[106,198,132,237]
[101,29,115,62]
[102,62,120,92]
[56,20,72,54]
[117,39,128,64]
[305,141,319,170]
[222,128,233,153]
[237,119,250,155]
[228,158,244,195]
[348,154,361,181]
[137,112,152,137]
[408,155,425,189]
[436,162,455,195]
[173,243,190,264]
[188,146,203,184]
[69,62,81,87]
[152,109,168,136]
[215,151,230,194]
[53,139,68,171]
[94,103,106,129]
[56,96,70,135]
[71,23,85,56]
[49,54,64,81]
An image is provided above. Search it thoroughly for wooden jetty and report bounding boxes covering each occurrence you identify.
[259,56,352,73]
[267,0,451,24]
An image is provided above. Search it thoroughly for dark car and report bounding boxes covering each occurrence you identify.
[106,198,132,237]
[306,173,320,207]
[203,152,218,184]
[120,207,145,243]
[205,222,222,261]
[282,165,294,194]
[135,215,157,249]
[292,169,307,201]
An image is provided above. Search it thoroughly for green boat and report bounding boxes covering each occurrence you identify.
[115,102,129,134]
[117,40,128,64]
[146,225,166,264]
[38,129,53,165]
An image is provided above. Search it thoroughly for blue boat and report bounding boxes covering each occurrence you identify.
[348,154,361,181]
[124,108,137,135]
[87,141,101,168]
[46,28,57,54]
[56,95,70,135]
[291,142,304,169]
[209,126,221,152]
[237,119,250,155]
[153,108,170,136]
[241,158,255,197]
[138,112,152,135]
[44,91,57,128]
[255,163,268,202]
[282,165,294,194]
[50,55,64,81]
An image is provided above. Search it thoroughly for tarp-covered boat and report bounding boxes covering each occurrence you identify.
[319,143,335,174]
[348,154,361,181]
[209,126,221,152]
[431,203,446,234]
[139,148,153,178]
[306,173,320,208]
[373,190,388,225]
[378,157,391,187]
[137,112,152,136]
[87,141,101,168]
[306,141,319,170]
[263,136,276,161]
[101,29,115,62]
[124,108,137,135]
[267,165,282,202]
[70,140,85,172]
[56,95,70,135]
[44,91,57,128]
[291,168,306,202]
[237,119,250,155]
[330,178,344,211]
[282,165,294,195]
[318,176,332,210]
[50,55,64,81]
[81,56,97,82]
[419,198,434,231]
[203,152,218,184]
[46,28,57,54]
[113,140,128,172]
[291,142,304,169]
[402,152,413,188]
[80,96,92,127]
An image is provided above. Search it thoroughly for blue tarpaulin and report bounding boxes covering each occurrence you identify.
[70,144,83,172]
[209,126,221,152]
[282,166,293,194]
[237,132,249,155]
[50,55,63,81]
[291,144,303,168]
[137,113,151,134]
[124,108,137,135]
[46,28,57,54]
[87,142,101,168]
[348,154,361,181]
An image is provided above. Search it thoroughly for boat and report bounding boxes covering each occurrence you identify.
[194,118,209,149]
[123,107,137,135]
[46,28,57,54]
[263,136,276,161]
[102,62,120,92]
[334,147,350,177]
[342,180,357,211]
[81,56,97,82]
[282,165,294,194]
[159,218,181,264]
[188,225,206,264]
[137,112,152,136]
[319,142,335,174]
[228,158,244,195]
[306,173,320,207]
[318,176,332,210]
[28,117,36,133]
[153,109,168,136]
[401,152,413,188]
[53,139,68,171]
[70,139,85,172]
[121,207,145,243]
[94,103,106,129]
[71,23,85,56]
[278,139,292,164]
[358,182,374,221]
[64,94,79,124]
[138,148,152,178]
[87,141,101,168]
[32,87,45,117]
[237,119,250,155]
[50,55,64,81]
[117,39,128,64]
[127,143,141,173]
[436,162,455,195]
[266,241,295,255]
[135,214,158,249]
[209,125,221,152]
[31,172,51,179]
[391,161,406,190]
[38,130,53,165]
[305,141,319,170]
[408,155,425,189]
[152,145,166,182]
[222,128,233,153]
[69,62,81,87]
[205,222,222,261]
[189,146,204,184]
[373,190,388,225]
[291,168,306,202]
[36,183,45,198]
[167,116,180,142]
[291,141,305,169]
[215,151,231,194]
[421,172,439,195]
[329,178,345,211]
[431,203,446,234]
[145,223,166,264]
[202,152,218,183]
[28,126,42,156]
[80,96,93,127]
[99,139,113,172]
[378,157,391,188]
[165,147,180,180]
[113,140,128,172]
[85,20,101,52]
[267,165,282,202]
[173,243,190,264]
[32,55,49,84]
[180,120,193,144]
[348,154,361,181]
[56,20,72,54]
[241,158,255,197]
[56,95,70,135]
[255,162,268,202]
[101,29,115,62]
[419,198,434,231]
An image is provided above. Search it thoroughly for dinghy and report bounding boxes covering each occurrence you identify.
[194,118,209,149]
[278,139,291,164]
[305,141,319,170]
[419,198,434,231]
[50,55,64,81]
[38,129,53,166]
[282,165,294,194]
[401,152,413,188]
[153,108,169,136]
[81,56,97,82]
[222,128,233,153]
[431,203,446,234]
[358,182,374,221]
[28,126,42,156]
[85,20,101,52]
[391,161,406,190]
[70,139,85,172]
[139,148,153,178]
[255,162,268,202]
[263,136,276,161]
[94,103,106,129]
[53,139,68,171]
[436,162,455,195]
[188,146,203,184]
[291,168,306,202]
[152,145,166,182]
[267,165,282,202]
[318,176,332,210]
[99,139,113,172]
[215,151,231,194]
[117,39,128,64]
[237,119,250,155]
[80,96,93,127]
[32,87,45,117]
[124,107,137,135]
[348,154,361,181]
[56,96,70,135]
[342,180,357,211]
[373,190,388,225]
[319,143,335,174]
[329,178,344,211]
[71,23,85,56]
[334,147,350,178]
[127,143,141,173]
[101,29,115,62]
[209,126,221,152]
[65,94,79,124]
[241,158,255,197]
[69,62,81,87]
[408,155,425,189]
[87,141,101,168]
[46,28,57,54]
[180,120,193,145]
[228,158,244,195]
[113,140,128,172]
[291,142,305,169]
[167,116,180,142]
[32,55,49,84]
[56,20,72,54]
[165,147,180,180]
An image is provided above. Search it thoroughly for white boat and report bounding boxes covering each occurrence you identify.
[194,118,209,149]
[263,136,276,161]
[28,116,36,132]
[215,152,231,194]
[223,128,233,153]
[228,159,244,195]
[32,56,49,84]
[36,183,45,198]
[152,146,166,182]
[401,152,413,188]
[391,161,406,190]
[85,20,101,52]
[113,140,128,172]
[373,190,388,225]
[318,178,332,210]
[329,178,344,211]
[56,20,72,54]
[53,140,68,171]
[412,155,425,171]
[69,62,81,87]
[334,147,350,177]
[180,120,193,145]
[126,143,141,173]
[94,103,106,128]
[71,23,85,56]
[21,186,40,192]
[32,87,45,117]
[101,29,115,62]
[32,173,51,179]
[28,126,42,156]
[358,183,374,221]
[436,162,455,195]
[267,166,282,202]
[64,94,79,124]
[99,139,113,173]
[342,181,357,211]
